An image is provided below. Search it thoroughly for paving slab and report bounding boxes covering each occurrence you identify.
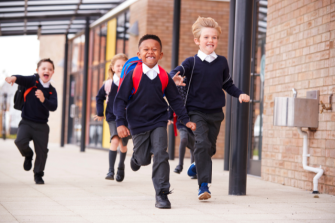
[0,139,334,223]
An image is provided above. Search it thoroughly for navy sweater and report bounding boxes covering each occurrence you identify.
[170,55,243,114]
[114,69,190,135]
[14,74,58,123]
[96,82,118,122]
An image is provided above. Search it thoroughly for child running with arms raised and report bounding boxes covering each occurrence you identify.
[95,54,130,182]
[171,17,250,200]
[5,58,58,184]
[114,34,196,209]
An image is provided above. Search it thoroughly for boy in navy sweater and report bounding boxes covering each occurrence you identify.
[5,58,58,184]
[170,17,250,200]
[114,34,196,209]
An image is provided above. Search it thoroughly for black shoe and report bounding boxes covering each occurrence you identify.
[155,191,172,209]
[190,174,197,180]
[23,156,32,171]
[105,171,114,180]
[116,168,125,182]
[174,165,183,174]
[130,159,140,172]
[34,175,44,184]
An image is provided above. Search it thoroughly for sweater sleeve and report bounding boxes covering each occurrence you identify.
[13,74,37,88]
[114,71,133,127]
[169,57,194,79]
[168,106,174,120]
[165,76,190,125]
[42,88,58,111]
[222,58,244,98]
[96,84,106,117]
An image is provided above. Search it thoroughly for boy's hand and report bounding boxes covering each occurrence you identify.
[93,115,104,121]
[5,76,16,86]
[172,72,186,86]
[117,125,130,138]
[168,120,173,125]
[239,94,250,103]
[35,90,45,103]
[186,122,196,131]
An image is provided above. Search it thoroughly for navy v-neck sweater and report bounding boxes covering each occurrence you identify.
[170,55,243,114]
[96,82,118,122]
[114,69,189,135]
[14,74,58,123]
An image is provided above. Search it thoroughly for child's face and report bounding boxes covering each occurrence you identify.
[194,27,219,55]
[137,39,163,68]
[112,59,126,78]
[36,62,54,83]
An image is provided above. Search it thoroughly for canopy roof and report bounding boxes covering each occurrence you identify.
[0,0,125,36]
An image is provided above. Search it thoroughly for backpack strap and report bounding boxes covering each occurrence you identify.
[24,86,37,102]
[131,62,143,95]
[158,65,169,94]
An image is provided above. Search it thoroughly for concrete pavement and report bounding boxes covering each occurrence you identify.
[0,139,334,223]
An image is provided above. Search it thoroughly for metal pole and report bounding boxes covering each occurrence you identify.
[168,0,181,160]
[80,17,90,152]
[224,0,236,171]
[229,0,254,195]
[2,93,7,140]
[60,33,69,147]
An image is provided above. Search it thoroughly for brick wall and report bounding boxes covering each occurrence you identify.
[264,0,335,195]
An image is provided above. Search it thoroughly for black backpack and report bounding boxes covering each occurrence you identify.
[13,74,39,111]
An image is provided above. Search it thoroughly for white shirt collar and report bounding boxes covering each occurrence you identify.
[113,74,120,86]
[197,50,218,63]
[39,78,51,88]
[142,63,160,80]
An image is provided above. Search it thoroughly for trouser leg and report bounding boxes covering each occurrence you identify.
[150,127,170,195]
[132,131,152,166]
[189,112,212,185]
[14,120,33,157]
[178,129,188,166]
[31,123,49,176]
[187,131,195,163]
[207,112,224,157]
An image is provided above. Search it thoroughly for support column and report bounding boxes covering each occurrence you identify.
[229,0,254,195]
[224,0,236,171]
[60,33,68,147]
[80,17,90,152]
[168,0,181,160]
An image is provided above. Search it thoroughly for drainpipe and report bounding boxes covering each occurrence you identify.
[297,128,324,194]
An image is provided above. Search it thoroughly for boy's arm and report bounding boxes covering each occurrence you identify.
[42,89,58,111]
[114,71,133,127]
[169,57,193,80]
[222,59,243,98]
[164,76,190,125]
[12,75,37,88]
[168,106,174,121]
[96,84,106,117]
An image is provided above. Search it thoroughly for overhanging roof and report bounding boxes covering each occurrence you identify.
[0,0,126,36]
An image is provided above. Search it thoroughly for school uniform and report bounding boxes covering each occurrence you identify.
[114,63,189,195]
[170,50,243,185]
[13,74,57,178]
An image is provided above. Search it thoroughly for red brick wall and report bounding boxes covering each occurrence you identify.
[264,0,335,195]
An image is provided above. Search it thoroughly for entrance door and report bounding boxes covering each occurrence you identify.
[247,0,267,176]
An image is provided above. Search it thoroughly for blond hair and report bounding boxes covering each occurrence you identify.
[107,53,128,79]
[192,16,222,40]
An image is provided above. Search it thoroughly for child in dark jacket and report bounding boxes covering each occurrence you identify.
[5,58,58,184]
[114,34,196,209]
[170,17,250,200]
[94,54,129,182]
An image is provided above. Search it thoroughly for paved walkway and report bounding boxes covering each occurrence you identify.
[0,139,334,223]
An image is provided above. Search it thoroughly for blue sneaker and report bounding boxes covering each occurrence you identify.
[187,162,196,176]
[198,183,211,200]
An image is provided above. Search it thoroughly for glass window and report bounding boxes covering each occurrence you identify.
[116,10,129,54]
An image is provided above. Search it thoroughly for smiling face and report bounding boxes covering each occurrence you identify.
[112,59,126,78]
[137,39,163,68]
[36,62,54,83]
[194,27,218,55]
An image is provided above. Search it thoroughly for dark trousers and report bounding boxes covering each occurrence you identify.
[14,119,49,176]
[132,127,170,195]
[178,128,195,166]
[189,110,224,185]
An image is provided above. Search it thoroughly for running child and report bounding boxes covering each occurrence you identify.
[114,34,196,209]
[94,53,130,182]
[5,58,58,184]
[170,17,250,200]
